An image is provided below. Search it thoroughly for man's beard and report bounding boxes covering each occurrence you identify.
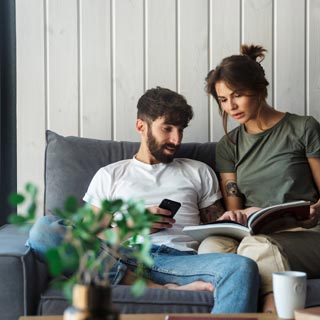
[147,130,180,164]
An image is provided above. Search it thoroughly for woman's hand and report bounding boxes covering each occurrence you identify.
[217,210,248,226]
[147,206,176,233]
[242,207,261,217]
[298,200,320,229]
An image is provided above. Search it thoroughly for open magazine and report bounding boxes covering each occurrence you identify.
[183,200,310,241]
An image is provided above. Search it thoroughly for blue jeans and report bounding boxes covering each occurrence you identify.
[28,215,260,313]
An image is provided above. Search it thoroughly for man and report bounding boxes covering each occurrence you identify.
[80,87,259,313]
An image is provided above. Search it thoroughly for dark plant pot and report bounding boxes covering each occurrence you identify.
[64,284,119,320]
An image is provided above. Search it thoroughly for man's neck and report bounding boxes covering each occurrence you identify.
[135,145,160,165]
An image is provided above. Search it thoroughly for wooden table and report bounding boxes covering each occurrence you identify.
[19,313,279,320]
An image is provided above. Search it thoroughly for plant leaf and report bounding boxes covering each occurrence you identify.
[131,278,147,297]
[62,276,77,303]
[107,199,123,213]
[46,248,64,276]
[25,183,38,197]
[8,214,31,225]
[64,196,79,213]
[9,183,155,298]
[8,193,25,206]
[103,228,118,246]
[27,202,37,217]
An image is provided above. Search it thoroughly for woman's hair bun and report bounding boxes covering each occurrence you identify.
[240,44,267,62]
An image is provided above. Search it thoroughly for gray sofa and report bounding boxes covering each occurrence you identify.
[1,130,320,320]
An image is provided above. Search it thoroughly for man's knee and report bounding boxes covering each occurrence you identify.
[28,215,66,261]
[235,254,259,274]
[236,255,260,292]
[215,252,259,275]
[221,254,260,292]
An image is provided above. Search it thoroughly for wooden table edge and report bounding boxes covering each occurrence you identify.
[19,312,278,320]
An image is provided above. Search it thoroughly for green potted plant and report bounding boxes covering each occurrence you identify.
[9,183,157,320]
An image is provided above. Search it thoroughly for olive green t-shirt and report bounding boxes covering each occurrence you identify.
[216,113,320,208]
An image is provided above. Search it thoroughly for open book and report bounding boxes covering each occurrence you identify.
[183,200,310,241]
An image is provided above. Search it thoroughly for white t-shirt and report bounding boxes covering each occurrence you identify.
[83,157,222,251]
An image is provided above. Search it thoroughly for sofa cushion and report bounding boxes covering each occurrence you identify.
[38,285,213,315]
[306,279,320,307]
[0,224,48,320]
[44,130,217,214]
[36,279,320,315]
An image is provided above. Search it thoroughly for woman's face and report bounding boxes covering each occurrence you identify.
[215,81,261,124]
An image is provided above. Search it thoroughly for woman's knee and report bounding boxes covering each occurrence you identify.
[238,235,290,269]
[198,236,239,254]
[237,235,289,295]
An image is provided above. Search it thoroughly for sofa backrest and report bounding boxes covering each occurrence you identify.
[44,130,217,214]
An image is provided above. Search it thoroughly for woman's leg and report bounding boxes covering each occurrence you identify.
[258,228,320,312]
[237,235,290,297]
[268,229,320,278]
[237,235,290,313]
[198,235,239,254]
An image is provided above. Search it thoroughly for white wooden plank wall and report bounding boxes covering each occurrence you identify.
[16,0,320,213]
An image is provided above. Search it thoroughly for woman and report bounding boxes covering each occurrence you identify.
[200,44,320,313]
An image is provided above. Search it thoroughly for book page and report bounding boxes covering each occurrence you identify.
[248,200,310,234]
[183,221,250,241]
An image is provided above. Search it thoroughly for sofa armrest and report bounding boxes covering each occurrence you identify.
[0,224,50,320]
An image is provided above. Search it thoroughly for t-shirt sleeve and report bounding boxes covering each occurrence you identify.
[216,136,236,173]
[304,116,320,158]
[83,167,112,208]
[198,165,222,209]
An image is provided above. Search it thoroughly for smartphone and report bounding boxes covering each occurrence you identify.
[159,199,181,218]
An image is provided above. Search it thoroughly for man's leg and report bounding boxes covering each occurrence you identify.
[120,269,214,291]
[28,216,212,290]
[28,218,259,312]
[27,215,128,284]
[27,215,66,261]
[138,246,259,313]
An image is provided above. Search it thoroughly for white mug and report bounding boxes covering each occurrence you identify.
[273,271,307,319]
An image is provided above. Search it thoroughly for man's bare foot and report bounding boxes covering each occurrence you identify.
[120,270,214,292]
[164,280,214,292]
[262,293,276,313]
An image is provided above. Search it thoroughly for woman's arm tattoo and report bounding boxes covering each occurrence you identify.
[225,180,242,198]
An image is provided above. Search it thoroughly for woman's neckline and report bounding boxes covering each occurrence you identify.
[242,112,289,136]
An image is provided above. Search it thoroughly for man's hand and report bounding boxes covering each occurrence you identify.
[217,210,248,226]
[147,206,176,233]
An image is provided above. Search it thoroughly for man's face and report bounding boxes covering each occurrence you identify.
[146,117,184,164]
